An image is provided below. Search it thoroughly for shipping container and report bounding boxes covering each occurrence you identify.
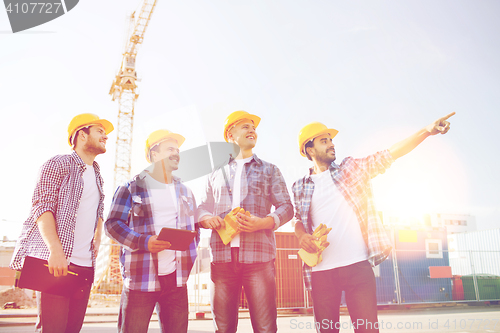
[393,227,453,303]
[240,232,308,309]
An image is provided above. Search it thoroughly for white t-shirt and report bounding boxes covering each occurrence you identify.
[309,169,368,272]
[70,165,99,267]
[145,173,178,276]
[230,156,253,247]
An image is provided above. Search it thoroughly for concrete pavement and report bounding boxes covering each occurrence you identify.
[1,304,500,332]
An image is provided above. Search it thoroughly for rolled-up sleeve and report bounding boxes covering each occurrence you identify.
[359,150,394,179]
[269,165,294,228]
[31,159,62,223]
[197,174,216,221]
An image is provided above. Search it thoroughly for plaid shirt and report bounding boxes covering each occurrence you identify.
[292,150,394,290]
[10,151,104,271]
[198,154,293,263]
[105,171,199,292]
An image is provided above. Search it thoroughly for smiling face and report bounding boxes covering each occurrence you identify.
[227,119,257,150]
[151,139,180,171]
[306,133,336,165]
[82,125,108,155]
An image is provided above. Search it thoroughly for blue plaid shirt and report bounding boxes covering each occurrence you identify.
[105,171,199,291]
[198,154,294,263]
[292,150,394,290]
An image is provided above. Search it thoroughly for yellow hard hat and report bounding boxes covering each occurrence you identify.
[223,111,261,142]
[68,113,114,147]
[145,129,185,163]
[298,122,339,157]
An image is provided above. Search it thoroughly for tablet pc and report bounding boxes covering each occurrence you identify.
[157,227,197,251]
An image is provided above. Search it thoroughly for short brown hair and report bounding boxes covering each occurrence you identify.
[73,126,91,148]
[304,139,314,161]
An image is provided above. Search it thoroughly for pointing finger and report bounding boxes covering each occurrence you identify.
[442,112,455,120]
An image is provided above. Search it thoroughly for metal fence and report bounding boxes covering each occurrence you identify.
[1,241,499,309]
[258,248,500,308]
[392,249,500,304]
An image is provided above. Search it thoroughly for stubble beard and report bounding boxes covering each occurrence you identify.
[85,137,106,155]
[317,149,336,165]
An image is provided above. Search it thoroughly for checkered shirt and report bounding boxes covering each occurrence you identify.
[198,154,294,263]
[105,171,199,292]
[10,151,104,271]
[292,150,394,290]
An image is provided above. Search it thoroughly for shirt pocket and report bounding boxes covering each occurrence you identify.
[246,167,265,195]
[179,195,195,217]
[131,195,145,217]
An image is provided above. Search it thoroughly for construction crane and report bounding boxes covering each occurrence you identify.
[109,0,157,189]
[94,0,158,295]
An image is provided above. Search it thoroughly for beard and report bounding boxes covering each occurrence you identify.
[84,136,106,155]
[315,148,336,165]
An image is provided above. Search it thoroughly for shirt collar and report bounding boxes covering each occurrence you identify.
[70,151,100,172]
[228,153,262,166]
[305,161,339,181]
[137,169,180,184]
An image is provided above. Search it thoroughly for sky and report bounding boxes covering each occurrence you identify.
[1,0,499,239]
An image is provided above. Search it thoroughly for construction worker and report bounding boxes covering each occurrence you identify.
[105,129,199,333]
[10,113,113,333]
[198,111,294,333]
[292,113,455,333]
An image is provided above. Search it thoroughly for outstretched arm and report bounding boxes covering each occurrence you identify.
[389,112,455,160]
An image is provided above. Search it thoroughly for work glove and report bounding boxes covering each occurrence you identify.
[298,223,331,267]
[217,207,250,245]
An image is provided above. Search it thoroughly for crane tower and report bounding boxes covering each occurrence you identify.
[94,0,157,295]
[109,0,157,189]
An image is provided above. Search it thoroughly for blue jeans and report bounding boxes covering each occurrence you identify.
[211,248,277,333]
[35,265,93,333]
[311,260,379,333]
[118,271,188,333]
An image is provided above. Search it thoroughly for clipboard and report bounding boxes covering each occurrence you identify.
[17,256,93,298]
[157,227,197,251]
